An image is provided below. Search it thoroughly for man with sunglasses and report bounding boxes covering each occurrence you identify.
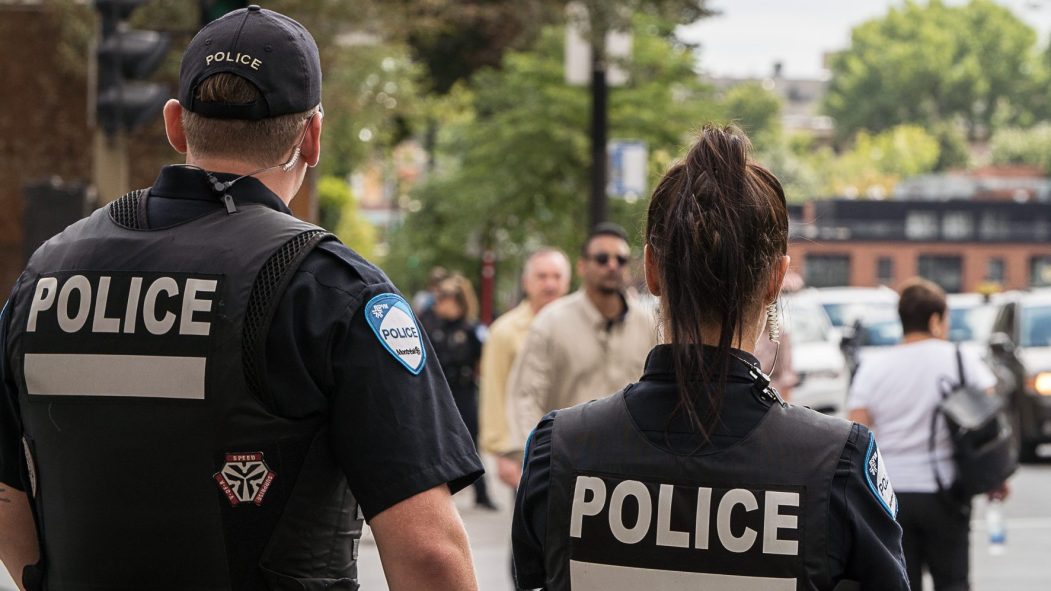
[0,7,481,590]
[506,223,658,459]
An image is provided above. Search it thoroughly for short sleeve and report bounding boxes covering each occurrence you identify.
[847,360,876,410]
[512,411,557,589]
[828,423,910,589]
[330,280,484,519]
[270,243,483,520]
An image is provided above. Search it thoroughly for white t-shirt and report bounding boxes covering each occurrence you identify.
[848,339,997,493]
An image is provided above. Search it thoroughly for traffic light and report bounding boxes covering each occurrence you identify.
[200,0,248,26]
[94,0,171,136]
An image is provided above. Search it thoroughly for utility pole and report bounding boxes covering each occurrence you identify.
[589,33,609,228]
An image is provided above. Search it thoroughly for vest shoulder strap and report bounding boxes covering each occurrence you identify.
[243,229,336,410]
[107,188,151,229]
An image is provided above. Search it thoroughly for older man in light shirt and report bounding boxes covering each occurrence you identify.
[478,248,571,488]
[506,223,657,457]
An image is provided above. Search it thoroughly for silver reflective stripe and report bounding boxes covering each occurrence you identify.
[24,354,206,399]
[569,561,796,591]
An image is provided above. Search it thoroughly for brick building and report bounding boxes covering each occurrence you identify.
[789,199,1051,293]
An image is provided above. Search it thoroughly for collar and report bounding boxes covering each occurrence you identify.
[149,165,292,215]
[577,289,631,330]
[641,344,763,383]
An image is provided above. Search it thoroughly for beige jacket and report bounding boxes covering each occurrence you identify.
[506,290,657,452]
[478,301,536,455]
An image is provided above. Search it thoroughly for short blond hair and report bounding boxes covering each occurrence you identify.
[182,73,316,167]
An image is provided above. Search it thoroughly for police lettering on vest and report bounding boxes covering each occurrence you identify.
[570,476,800,555]
[20,272,222,401]
[565,474,805,590]
[26,273,218,336]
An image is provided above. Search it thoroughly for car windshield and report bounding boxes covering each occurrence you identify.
[822,302,896,328]
[948,304,998,344]
[1021,305,1051,348]
[859,316,903,346]
[784,305,829,344]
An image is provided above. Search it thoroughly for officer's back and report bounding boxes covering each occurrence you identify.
[0,7,482,590]
[511,125,910,590]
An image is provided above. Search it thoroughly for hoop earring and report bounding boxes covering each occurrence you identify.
[766,301,780,343]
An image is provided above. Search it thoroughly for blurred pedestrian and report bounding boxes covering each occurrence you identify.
[849,277,1008,591]
[506,223,658,454]
[479,248,571,488]
[430,275,496,509]
[415,265,449,332]
[512,125,908,590]
[0,7,481,589]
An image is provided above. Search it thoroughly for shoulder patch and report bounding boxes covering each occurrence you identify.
[364,293,427,375]
[863,433,898,519]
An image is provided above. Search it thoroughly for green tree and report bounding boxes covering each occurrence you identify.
[317,176,378,259]
[825,0,1039,140]
[819,125,941,197]
[384,16,719,290]
[990,123,1051,173]
[719,82,783,150]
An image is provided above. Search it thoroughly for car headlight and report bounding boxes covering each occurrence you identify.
[1026,372,1051,395]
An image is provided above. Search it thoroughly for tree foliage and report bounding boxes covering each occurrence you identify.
[990,123,1051,173]
[384,15,719,290]
[817,125,942,197]
[719,82,782,150]
[825,0,1040,140]
[318,176,378,259]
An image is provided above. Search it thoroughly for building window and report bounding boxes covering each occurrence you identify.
[918,255,963,293]
[906,211,938,240]
[877,257,894,285]
[980,212,1011,241]
[1031,257,1051,288]
[806,254,851,288]
[942,211,974,240]
[986,258,1005,284]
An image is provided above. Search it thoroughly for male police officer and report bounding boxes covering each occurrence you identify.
[0,7,482,590]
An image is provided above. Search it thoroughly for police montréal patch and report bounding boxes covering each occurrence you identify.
[214,452,276,507]
[364,293,427,375]
[864,433,898,519]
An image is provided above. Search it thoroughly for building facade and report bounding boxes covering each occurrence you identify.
[790,199,1051,293]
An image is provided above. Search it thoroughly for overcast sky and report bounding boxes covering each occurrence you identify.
[677,0,1051,79]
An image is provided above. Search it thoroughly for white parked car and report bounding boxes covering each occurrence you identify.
[782,295,850,416]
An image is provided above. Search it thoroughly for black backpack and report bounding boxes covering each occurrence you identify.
[929,346,1017,498]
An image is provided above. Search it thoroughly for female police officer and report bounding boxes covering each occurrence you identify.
[511,125,909,590]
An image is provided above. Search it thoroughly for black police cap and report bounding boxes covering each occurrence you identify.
[178,5,321,120]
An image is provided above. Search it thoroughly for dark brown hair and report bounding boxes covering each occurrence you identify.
[182,73,316,167]
[897,277,946,334]
[645,124,788,439]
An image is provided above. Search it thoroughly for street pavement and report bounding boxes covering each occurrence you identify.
[0,453,1047,590]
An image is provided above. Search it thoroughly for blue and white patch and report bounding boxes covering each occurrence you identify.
[364,293,427,375]
[864,433,898,519]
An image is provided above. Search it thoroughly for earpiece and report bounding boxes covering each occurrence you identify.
[281,147,301,172]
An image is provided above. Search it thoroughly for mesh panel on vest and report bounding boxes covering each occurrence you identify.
[243,229,328,404]
[107,190,147,229]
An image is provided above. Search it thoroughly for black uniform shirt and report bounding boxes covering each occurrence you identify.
[512,344,908,589]
[0,165,483,520]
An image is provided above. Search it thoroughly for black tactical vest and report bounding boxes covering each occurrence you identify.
[7,190,363,591]
[544,390,852,591]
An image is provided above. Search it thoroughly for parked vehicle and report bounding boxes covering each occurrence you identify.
[986,290,1051,461]
[782,295,850,416]
[947,292,1004,365]
[804,287,901,378]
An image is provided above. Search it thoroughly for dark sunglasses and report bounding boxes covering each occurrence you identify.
[588,253,629,267]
